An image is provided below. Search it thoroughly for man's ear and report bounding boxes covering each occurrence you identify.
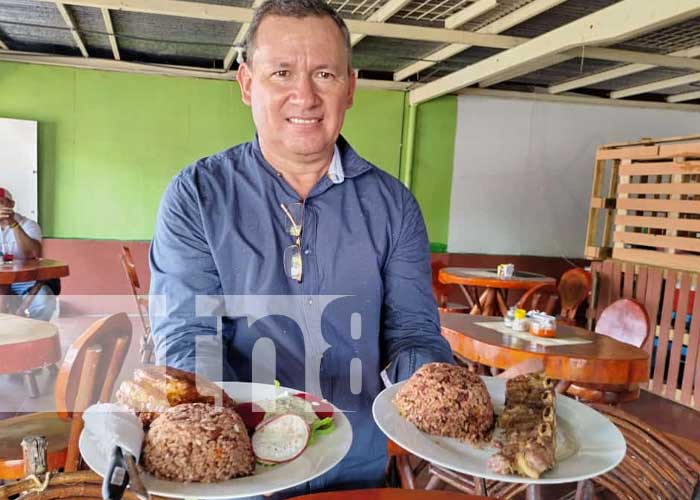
[237,62,253,106]
[346,68,357,109]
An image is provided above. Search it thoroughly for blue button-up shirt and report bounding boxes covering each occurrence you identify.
[149,134,453,494]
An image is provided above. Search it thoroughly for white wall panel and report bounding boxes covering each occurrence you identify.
[0,118,38,220]
[448,96,700,256]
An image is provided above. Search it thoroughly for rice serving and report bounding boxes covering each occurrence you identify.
[393,363,494,444]
[141,403,255,482]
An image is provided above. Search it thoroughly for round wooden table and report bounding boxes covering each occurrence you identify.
[440,312,649,392]
[289,489,490,500]
[0,313,61,398]
[438,267,555,316]
[0,258,69,316]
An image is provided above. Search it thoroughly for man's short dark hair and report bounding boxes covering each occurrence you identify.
[243,0,352,71]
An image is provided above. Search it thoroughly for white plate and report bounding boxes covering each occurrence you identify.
[373,376,625,484]
[80,382,353,499]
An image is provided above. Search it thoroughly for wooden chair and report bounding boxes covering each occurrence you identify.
[587,403,700,500]
[515,283,560,315]
[120,246,153,364]
[0,470,171,499]
[558,268,592,323]
[567,298,650,403]
[0,313,132,479]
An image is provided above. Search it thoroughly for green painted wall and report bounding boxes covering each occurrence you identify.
[0,61,454,245]
[409,95,457,251]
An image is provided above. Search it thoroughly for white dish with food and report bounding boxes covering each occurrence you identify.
[372,376,625,484]
[80,381,352,499]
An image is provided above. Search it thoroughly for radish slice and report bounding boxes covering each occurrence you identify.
[252,414,309,463]
[235,401,266,431]
[293,392,334,419]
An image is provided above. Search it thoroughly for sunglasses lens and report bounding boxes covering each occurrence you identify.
[284,244,302,282]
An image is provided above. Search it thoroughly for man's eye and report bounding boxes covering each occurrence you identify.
[272,70,290,77]
[317,71,334,79]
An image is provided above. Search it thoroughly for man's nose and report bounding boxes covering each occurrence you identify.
[290,75,320,105]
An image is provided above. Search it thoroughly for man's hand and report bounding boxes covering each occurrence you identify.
[0,207,15,227]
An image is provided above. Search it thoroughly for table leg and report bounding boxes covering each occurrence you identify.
[575,479,595,500]
[23,371,40,398]
[474,477,487,496]
[458,284,478,310]
[482,289,497,316]
[495,289,509,316]
[526,484,543,500]
[14,281,43,316]
[0,284,9,313]
[471,289,490,315]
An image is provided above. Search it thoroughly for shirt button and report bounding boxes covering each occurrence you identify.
[304,249,310,255]
[308,298,313,305]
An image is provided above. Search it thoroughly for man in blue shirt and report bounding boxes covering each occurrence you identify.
[149,0,453,494]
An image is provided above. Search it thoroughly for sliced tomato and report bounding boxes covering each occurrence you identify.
[293,392,334,419]
[235,401,265,431]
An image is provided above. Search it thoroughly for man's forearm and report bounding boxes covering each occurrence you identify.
[11,226,42,258]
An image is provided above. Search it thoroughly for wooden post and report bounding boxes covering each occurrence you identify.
[21,436,48,477]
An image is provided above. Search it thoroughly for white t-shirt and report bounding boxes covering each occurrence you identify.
[0,212,42,259]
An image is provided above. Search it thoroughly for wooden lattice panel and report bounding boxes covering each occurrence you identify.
[585,134,700,273]
[589,260,700,409]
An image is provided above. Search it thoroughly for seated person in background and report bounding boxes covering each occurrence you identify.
[0,187,56,320]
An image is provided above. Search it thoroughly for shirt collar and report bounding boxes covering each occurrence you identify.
[252,134,373,182]
[327,145,344,184]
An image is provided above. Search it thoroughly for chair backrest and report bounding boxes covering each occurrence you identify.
[558,268,592,321]
[120,245,141,293]
[589,260,700,408]
[515,284,560,315]
[595,298,649,348]
[54,313,133,472]
[590,403,700,500]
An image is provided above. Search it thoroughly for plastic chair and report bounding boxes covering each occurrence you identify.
[0,313,132,479]
[567,299,649,403]
[120,246,153,363]
[515,283,560,315]
[558,268,592,323]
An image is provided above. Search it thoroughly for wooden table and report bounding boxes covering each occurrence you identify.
[0,259,69,315]
[441,312,649,389]
[289,489,491,500]
[0,313,61,397]
[438,267,555,316]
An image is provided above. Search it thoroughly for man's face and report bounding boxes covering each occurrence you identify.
[0,198,13,209]
[237,15,356,164]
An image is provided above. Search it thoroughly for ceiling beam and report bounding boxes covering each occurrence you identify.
[350,0,413,47]
[55,0,523,48]
[610,72,700,99]
[100,8,120,60]
[459,87,700,112]
[409,0,700,105]
[55,2,89,57]
[480,45,700,88]
[549,44,700,94]
[667,89,700,103]
[444,0,498,30]
[0,49,412,90]
[394,0,566,81]
[223,0,263,71]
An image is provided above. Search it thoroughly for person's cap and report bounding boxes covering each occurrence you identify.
[0,188,13,201]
